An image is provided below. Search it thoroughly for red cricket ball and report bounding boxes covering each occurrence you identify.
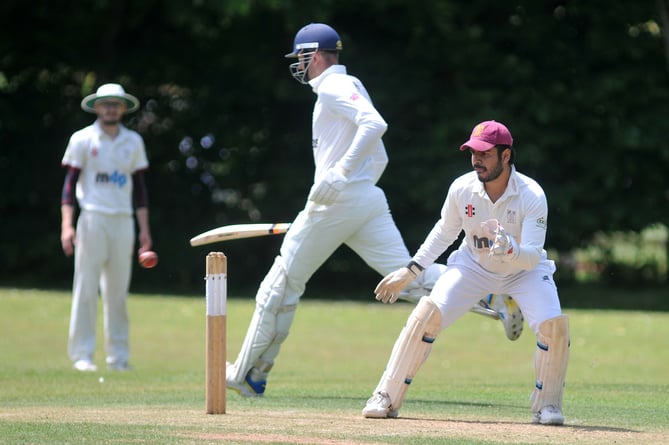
[138,250,159,269]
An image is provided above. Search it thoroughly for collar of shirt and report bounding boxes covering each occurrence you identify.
[474,165,520,201]
[93,120,128,140]
[309,64,347,92]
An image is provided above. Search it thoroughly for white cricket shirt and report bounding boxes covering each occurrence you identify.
[413,166,549,276]
[308,65,388,185]
[61,121,148,215]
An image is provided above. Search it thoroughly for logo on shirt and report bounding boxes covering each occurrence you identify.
[536,216,547,229]
[472,234,492,249]
[91,146,98,157]
[96,170,128,188]
[506,209,517,224]
[350,93,360,101]
[465,204,475,217]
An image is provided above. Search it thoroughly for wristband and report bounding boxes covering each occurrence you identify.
[406,260,425,277]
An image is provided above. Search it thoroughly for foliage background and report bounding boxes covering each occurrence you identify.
[1,0,667,297]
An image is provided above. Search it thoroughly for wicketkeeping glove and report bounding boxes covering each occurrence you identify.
[375,262,423,304]
[481,219,519,262]
[308,167,347,206]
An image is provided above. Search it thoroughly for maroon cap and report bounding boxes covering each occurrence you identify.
[459,120,513,151]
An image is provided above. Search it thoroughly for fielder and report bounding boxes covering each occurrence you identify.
[225,23,524,398]
[362,120,570,425]
[60,83,153,372]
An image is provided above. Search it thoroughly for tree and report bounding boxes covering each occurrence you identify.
[1,0,667,293]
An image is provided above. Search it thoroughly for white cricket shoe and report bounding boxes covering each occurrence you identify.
[532,405,565,425]
[73,359,97,372]
[482,294,524,341]
[362,391,398,418]
[225,362,266,397]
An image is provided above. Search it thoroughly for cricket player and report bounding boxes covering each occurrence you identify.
[60,83,153,372]
[362,120,569,425]
[225,24,523,398]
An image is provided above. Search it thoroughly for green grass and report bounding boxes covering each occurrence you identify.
[0,287,668,444]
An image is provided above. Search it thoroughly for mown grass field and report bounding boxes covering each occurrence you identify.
[0,287,667,444]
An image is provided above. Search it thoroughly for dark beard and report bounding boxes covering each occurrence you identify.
[476,161,503,183]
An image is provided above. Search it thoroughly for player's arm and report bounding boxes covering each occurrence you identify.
[514,194,548,269]
[133,169,152,253]
[307,87,388,205]
[330,86,387,175]
[412,186,464,268]
[60,166,80,256]
[375,188,462,304]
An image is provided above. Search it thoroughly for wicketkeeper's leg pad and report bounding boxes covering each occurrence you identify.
[376,297,442,412]
[531,315,570,413]
[228,256,297,384]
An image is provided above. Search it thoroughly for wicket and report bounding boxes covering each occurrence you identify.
[205,252,227,414]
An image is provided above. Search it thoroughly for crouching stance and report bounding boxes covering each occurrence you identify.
[363,120,570,425]
[364,299,569,425]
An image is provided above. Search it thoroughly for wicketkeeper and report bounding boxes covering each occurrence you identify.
[363,120,570,425]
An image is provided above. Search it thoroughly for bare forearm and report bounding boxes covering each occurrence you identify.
[61,204,75,229]
[60,204,76,256]
[135,207,153,252]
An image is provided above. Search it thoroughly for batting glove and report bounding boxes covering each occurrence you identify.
[481,219,519,262]
[375,262,424,304]
[308,167,347,206]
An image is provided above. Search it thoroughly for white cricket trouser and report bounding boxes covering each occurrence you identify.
[230,181,430,384]
[279,181,412,307]
[430,249,562,335]
[68,210,134,365]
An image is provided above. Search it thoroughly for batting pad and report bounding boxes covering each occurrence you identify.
[531,315,570,413]
[377,297,442,411]
[228,256,296,383]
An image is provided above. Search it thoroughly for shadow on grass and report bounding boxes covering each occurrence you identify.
[391,416,639,433]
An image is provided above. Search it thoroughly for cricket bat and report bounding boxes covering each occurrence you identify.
[190,223,291,246]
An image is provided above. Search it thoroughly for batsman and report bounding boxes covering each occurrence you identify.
[225,24,524,398]
[362,120,570,425]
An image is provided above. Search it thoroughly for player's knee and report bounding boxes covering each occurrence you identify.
[256,256,289,312]
[537,315,569,345]
[414,297,442,339]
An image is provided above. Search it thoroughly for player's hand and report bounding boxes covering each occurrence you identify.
[61,226,76,257]
[308,167,347,205]
[137,230,153,255]
[481,219,519,262]
[375,267,417,304]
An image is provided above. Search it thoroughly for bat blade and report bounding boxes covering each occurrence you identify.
[190,223,291,246]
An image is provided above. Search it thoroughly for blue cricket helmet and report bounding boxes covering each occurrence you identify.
[285,23,343,58]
